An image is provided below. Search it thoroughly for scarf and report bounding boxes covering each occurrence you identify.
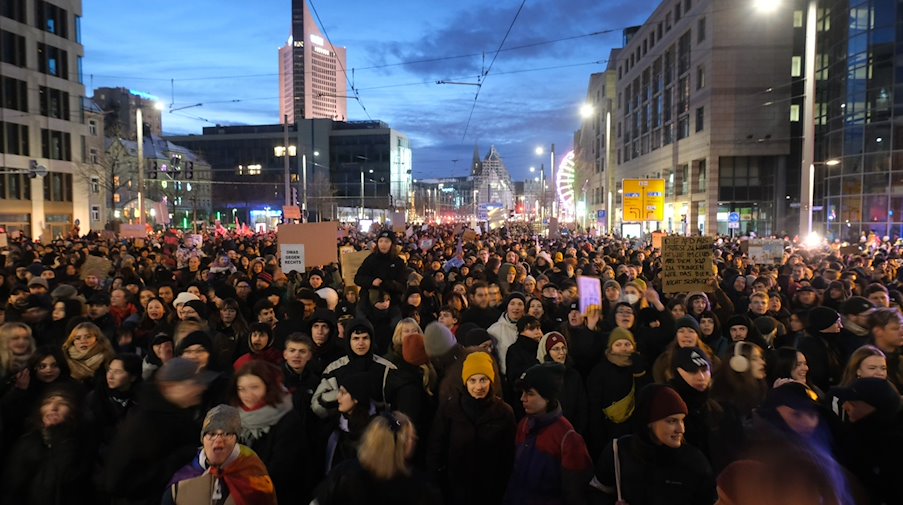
[67,344,106,381]
[239,395,293,444]
[185,445,276,505]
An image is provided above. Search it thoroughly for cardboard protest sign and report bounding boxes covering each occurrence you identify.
[341,249,371,287]
[652,231,664,250]
[119,224,145,239]
[577,275,602,314]
[748,239,784,264]
[0,233,7,248]
[280,244,306,274]
[661,236,714,293]
[283,205,302,220]
[81,255,113,280]
[839,245,860,256]
[462,229,477,243]
[188,234,203,248]
[277,222,337,267]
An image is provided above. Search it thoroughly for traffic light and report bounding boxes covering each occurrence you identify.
[291,187,299,205]
[186,161,194,180]
[149,161,158,179]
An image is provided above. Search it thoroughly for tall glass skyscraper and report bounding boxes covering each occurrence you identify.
[816,0,901,240]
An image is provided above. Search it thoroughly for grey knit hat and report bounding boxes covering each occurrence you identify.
[201,404,241,442]
[423,321,458,358]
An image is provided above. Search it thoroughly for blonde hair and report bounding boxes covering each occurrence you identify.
[63,322,115,354]
[357,411,414,480]
[840,345,886,386]
[391,318,423,354]
[0,322,36,376]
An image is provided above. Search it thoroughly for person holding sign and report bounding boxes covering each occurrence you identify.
[354,230,406,307]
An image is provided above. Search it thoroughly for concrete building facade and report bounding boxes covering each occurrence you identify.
[0,0,92,238]
[613,0,803,236]
[576,55,619,233]
[279,0,348,123]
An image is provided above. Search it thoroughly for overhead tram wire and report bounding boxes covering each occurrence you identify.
[308,0,372,120]
[461,0,528,141]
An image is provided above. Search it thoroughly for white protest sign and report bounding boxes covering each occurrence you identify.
[748,239,784,265]
[188,234,203,247]
[577,275,602,314]
[280,244,306,274]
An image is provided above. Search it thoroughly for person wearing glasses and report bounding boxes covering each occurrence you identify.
[164,404,276,505]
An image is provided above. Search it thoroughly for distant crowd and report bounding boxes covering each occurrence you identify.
[0,222,901,505]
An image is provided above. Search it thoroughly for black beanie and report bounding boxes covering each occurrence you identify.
[516,362,565,401]
[338,372,372,404]
[183,300,208,320]
[807,306,840,334]
[177,331,213,355]
[674,316,701,335]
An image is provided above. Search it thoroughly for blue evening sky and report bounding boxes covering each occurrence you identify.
[82,0,656,181]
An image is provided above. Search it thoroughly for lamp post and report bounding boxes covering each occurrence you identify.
[534,147,547,221]
[756,0,816,238]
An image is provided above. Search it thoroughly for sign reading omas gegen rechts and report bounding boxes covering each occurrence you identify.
[280,244,306,274]
[661,236,714,293]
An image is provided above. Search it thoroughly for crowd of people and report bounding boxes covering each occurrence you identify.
[0,221,901,505]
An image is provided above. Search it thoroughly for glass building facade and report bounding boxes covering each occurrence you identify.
[816,0,902,241]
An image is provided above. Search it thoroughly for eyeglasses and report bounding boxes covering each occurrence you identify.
[616,309,634,315]
[203,432,236,441]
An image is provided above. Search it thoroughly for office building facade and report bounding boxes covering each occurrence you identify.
[279,0,348,123]
[613,0,804,236]
[1,0,92,238]
[814,0,903,241]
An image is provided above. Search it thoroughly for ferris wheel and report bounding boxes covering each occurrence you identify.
[556,150,577,220]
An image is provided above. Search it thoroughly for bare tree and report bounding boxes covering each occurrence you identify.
[307,169,337,221]
[73,137,135,222]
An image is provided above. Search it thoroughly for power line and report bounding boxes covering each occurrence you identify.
[308,0,372,120]
[462,0,528,140]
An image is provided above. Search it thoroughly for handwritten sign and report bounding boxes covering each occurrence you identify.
[0,233,7,248]
[341,249,371,287]
[661,236,713,293]
[419,238,434,251]
[391,211,406,232]
[462,229,477,243]
[748,239,784,264]
[280,244,306,274]
[577,275,602,314]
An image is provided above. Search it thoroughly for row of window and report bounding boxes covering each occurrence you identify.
[2,0,77,40]
[619,9,704,79]
[1,30,72,80]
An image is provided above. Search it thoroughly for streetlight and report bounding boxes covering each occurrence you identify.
[136,100,164,225]
[756,0,816,238]
[580,103,594,119]
[275,145,304,221]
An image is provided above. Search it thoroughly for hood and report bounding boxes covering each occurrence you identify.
[345,317,375,360]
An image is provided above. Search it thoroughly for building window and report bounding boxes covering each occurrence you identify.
[41,129,72,161]
[39,86,71,120]
[696,107,704,132]
[88,120,98,136]
[1,76,28,112]
[793,10,803,27]
[791,56,802,77]
[684,0,691,12]
[675,3,682,22]
[1,0,26,22]
[790,104,800,122]
[90,176,100,193]
[91,206,100,222]
[89,148,99,164]
[677,115,690,140]
[0,122,29,156]
[37,43,69,79]
[698,17,706,43]
[696,65,705,90]
[0,30,27,67]
[35,1,68,38]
